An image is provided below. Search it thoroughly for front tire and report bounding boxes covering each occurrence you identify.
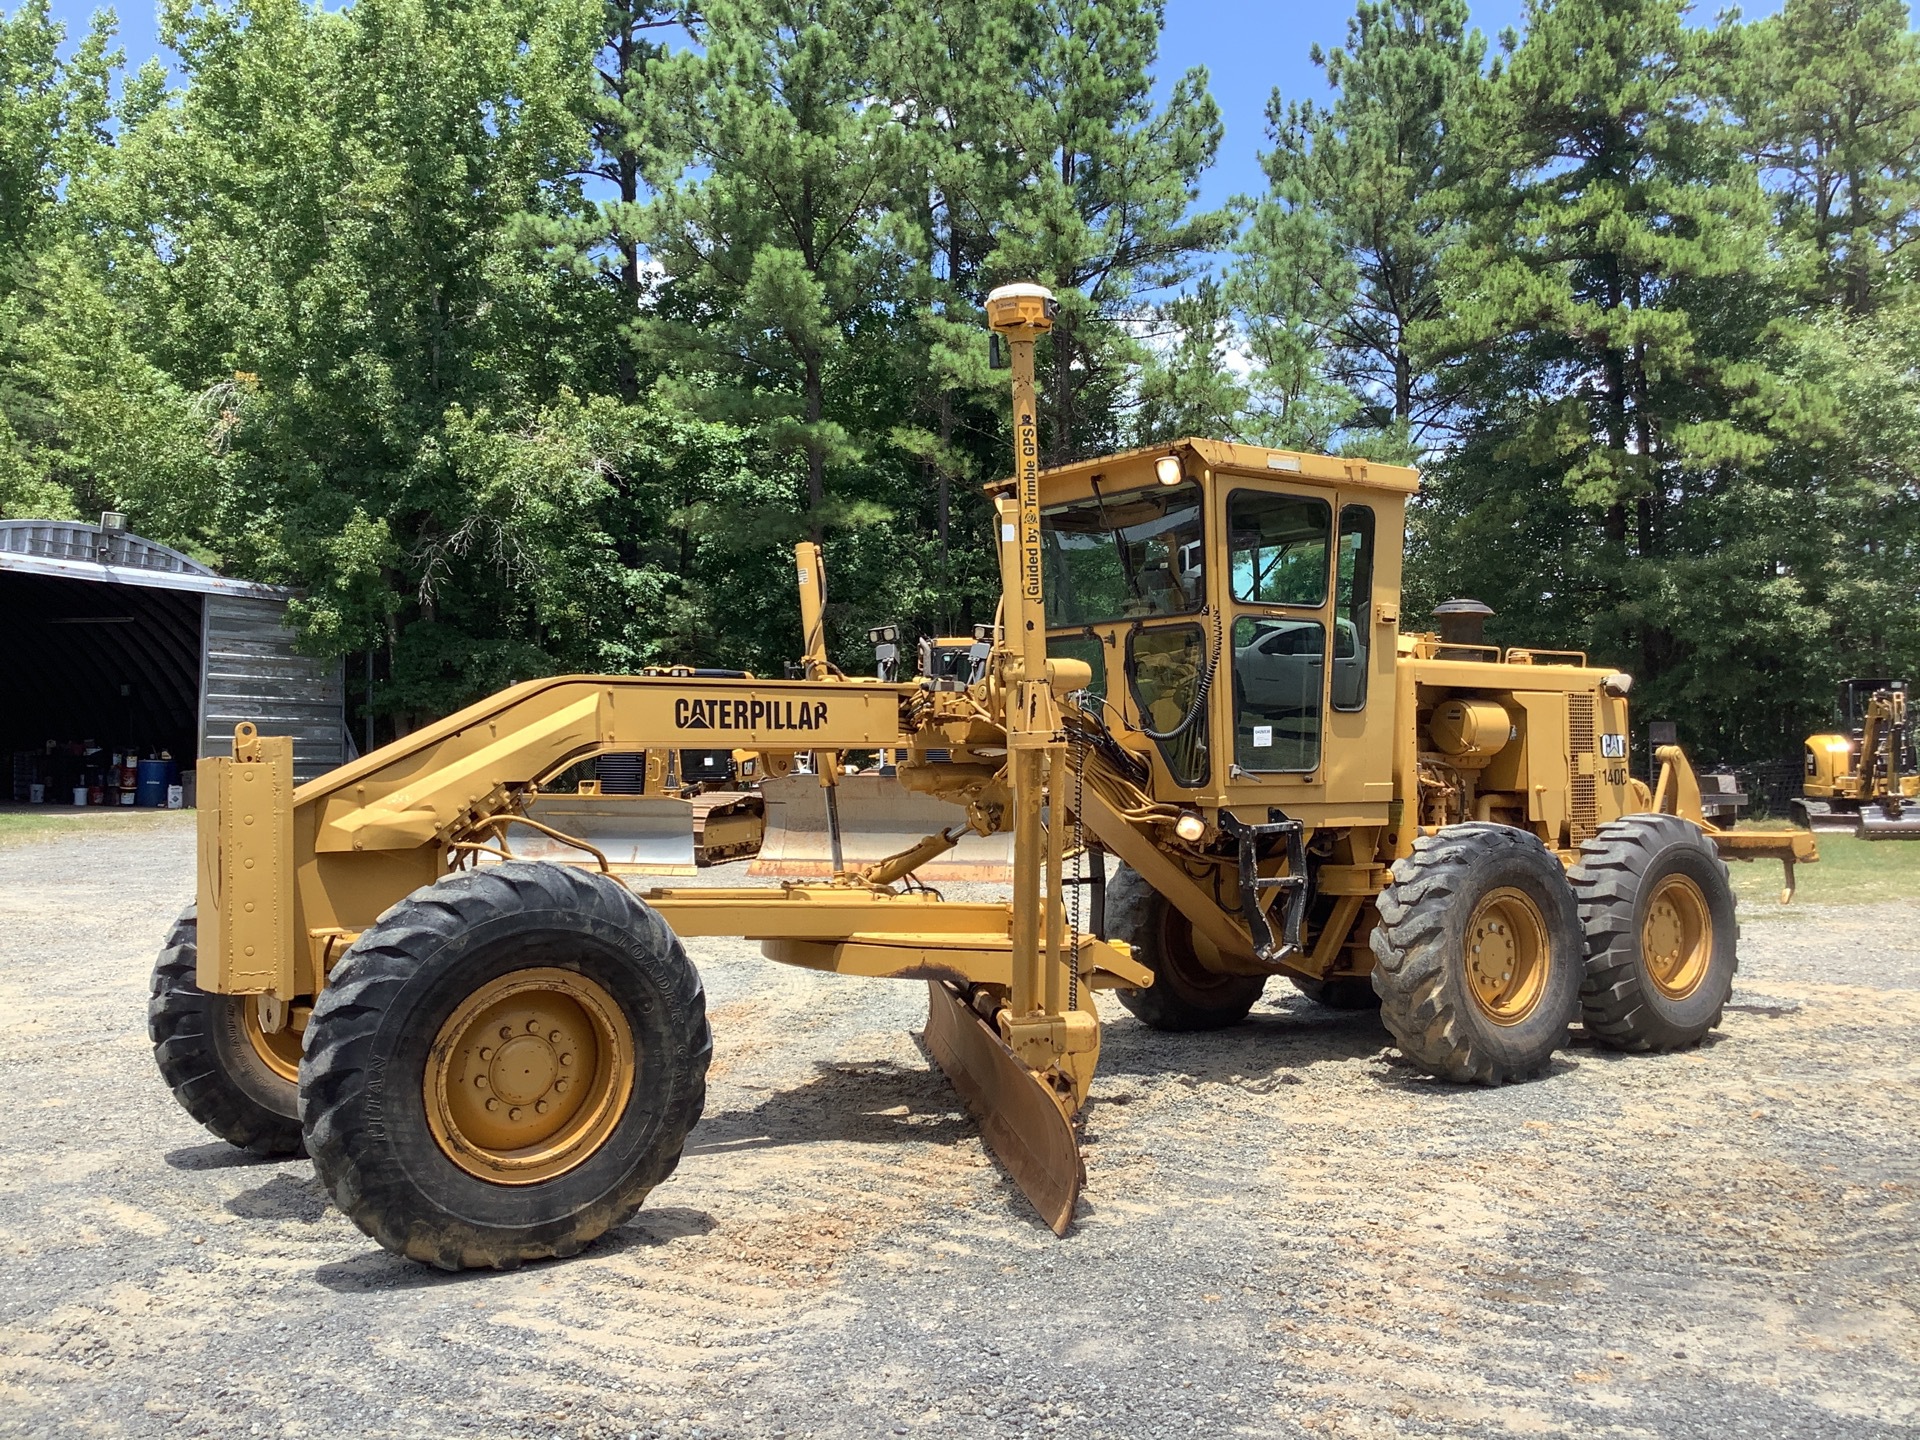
[149,905,306,1155]
[1108,866,1265,1031]
[1570,814,1737,1051]
[1370,824,1583,1084]
[300,862,710,1270]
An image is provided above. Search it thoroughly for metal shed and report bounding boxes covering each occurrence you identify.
[0,518,347,787]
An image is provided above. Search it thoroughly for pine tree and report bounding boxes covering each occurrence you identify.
[636,0,909,541]
[1242,0,1485,453]
[873,0,1029,625]
[1420,0,1805,758]
[1726,0,1920,314]
[991,0,1229,465]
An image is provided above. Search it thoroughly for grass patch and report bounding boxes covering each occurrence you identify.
[1728,829,1920,907]
[0,808,192,847]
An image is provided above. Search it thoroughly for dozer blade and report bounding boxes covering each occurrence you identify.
[515,793,755,874]
[751,773,1014,881]
[921,980,1082,1235]
[1858,804,1920,840]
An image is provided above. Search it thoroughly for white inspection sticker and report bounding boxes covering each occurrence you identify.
[1252,724,1274,748]
[1000,523,1016,543]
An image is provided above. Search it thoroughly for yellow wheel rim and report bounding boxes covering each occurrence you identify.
[1464,886,1550,1025]
[425,968,634,1186]
[244,999,304,1084]
[1641,874,1712,1000]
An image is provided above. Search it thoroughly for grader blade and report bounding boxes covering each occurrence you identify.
[751,773,1014,881]
[922,980,1082,1235]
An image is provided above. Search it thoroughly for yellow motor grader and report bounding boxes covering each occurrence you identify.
[150,285,1815,1268]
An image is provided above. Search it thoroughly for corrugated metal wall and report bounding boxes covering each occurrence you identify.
[199,595,347,783]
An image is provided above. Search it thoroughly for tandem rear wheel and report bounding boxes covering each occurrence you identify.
[299,862,711,1269]
[1370,823,1585,1084]
[1570,814,1738,1051]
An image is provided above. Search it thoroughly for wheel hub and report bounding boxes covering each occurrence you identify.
[1641,874,1711,1000]
[427,968,633,1185]
[1464,887,1549,1025]
[244,998,305,1083]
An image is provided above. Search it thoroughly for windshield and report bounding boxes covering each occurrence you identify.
[1041,482,1205,628]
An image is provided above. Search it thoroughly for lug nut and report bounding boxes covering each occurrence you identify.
[555,1078,571,1095]
[485,1098,500,1112]
[479,1047,493,1060]
[474,1075,488,1089]
[535,1100,549,1116]
[527,1019,540,1033]
[559,1053,574,1067]
[549,1030,562,1043]
[508,1107,522,1121]
[499,1026,512,1039]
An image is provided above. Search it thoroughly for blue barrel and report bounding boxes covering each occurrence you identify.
[136,758,172,807]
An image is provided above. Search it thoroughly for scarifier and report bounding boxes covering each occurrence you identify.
[149,284,1817,1268]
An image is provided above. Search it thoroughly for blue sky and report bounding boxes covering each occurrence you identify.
[42,0,1778,210]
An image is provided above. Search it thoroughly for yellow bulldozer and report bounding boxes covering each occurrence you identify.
[149,284,1815,1269]
[1793,678,1919,839]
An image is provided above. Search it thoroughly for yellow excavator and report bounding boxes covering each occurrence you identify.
[149,284,1814,1269]
[1794,679,1919,839]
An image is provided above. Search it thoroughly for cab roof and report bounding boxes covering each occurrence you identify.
[997,438,1422,499]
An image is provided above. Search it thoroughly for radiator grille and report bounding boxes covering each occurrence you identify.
[1569,692,1598,842]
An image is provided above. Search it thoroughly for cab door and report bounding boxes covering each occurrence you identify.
[1214,479,1396,814]
[1218,483,1334,797]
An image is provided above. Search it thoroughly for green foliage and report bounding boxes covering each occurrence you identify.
[1254,0,1485,449]
[0,0,1915,766]
[1412,0,1860,761]
[1725,0,1920,314]
[999,0,1230,463]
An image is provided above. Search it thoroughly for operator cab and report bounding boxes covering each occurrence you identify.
[1028,439,1418,824]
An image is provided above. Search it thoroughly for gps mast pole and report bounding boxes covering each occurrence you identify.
[984,284,1075,1046]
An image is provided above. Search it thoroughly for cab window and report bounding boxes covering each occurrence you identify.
[1228,492,1330,606]
[1041,482,1205,626]
[1332,505,1374,711]
[1047,633,1107,698]
[1233,617,1324,772]
[1128,624,1209,788]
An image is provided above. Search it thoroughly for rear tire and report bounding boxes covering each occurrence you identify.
[148,905,306,1156]
[300,862,710,1270]
[1108,866,1264,1031]
[1570,814,1737,1051]
[1370,824,1582,1084]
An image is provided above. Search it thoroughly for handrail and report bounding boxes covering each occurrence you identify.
[1506,647,1589,667]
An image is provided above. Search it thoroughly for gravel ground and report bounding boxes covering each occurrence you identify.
[2,813,1917,1439]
